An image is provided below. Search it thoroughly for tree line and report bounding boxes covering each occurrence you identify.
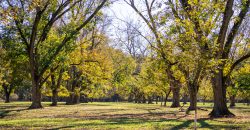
[0,0,249,118]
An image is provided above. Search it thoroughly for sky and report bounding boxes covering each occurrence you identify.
[104,0,151,54]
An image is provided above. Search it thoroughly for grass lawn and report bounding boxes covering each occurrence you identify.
[0,102,249,129]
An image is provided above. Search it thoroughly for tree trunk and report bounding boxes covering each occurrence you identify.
[50,69,63,106]
[183,94,188,105]
[209,70,234,117]
[51,89,58,106]
[164,96,167,107]
[161,95,163,106]
[128,94,134,102]
[188,91,197,111]
[188,83,197,111]
[148,96,153,104]
[142,95,146,103]
[66,93,80,105]
[3,84,11,103]
[229,95,236,108]
[171,85,180,108]
[5,92,10,103]
[29,56,43,109]
[29,81,43,109]
[156,96,158,104]
[164,89,171,107]
[50,72,57,106]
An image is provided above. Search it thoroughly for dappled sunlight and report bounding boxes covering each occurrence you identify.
[0,102,249,129]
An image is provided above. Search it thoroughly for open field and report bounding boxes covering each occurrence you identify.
[0,102,249,129]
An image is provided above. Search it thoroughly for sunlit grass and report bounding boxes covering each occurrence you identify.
[0,102,249,129]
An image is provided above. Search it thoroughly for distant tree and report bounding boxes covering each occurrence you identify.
[126,0,182,108]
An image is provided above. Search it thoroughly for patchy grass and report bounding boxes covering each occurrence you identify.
[0,102,249,129]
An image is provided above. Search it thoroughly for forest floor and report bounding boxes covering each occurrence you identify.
[0,102,249,129]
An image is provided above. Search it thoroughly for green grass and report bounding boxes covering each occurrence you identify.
[0,102,249,129]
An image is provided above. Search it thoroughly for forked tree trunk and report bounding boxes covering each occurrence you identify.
[171,85,180,108]
[209,70,234,117]
[164,90,171,107]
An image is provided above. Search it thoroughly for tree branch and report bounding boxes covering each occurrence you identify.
[39,0,107,77]
[226,52,250,77]
[222,0,250,59]
[216,0,234,56]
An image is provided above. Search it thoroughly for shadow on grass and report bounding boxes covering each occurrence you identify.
[48,118,171,130]
[47,117,242,130]
[81,103,112,106]
[0,108,28,118]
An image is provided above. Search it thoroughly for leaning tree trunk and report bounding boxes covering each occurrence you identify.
[209,70,234,117]
[171,82,180,108]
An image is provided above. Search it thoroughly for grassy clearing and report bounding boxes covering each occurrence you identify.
[0,102,249,129]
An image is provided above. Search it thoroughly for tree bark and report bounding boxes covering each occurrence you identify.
[171,82,180,108]
[51,89,58,106]
[209,70,234,117]
[29,80,43,109]
[188,83,198,111]
[29,53,43,109]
